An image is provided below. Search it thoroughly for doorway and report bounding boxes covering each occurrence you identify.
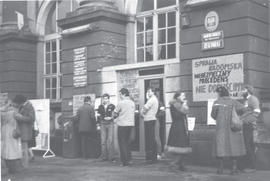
[131,77,165,156]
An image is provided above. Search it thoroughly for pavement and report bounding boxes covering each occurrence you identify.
[1,157,270,181]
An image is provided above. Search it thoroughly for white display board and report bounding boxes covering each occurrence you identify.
[192,54,244,102]
[30,99,55,158]
[207,99,216,125]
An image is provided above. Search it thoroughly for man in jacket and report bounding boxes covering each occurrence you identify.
[74,96,97,159]
[141,87,159,164]
[114,88,135,166]
[13,95,35,168]
[240,85,261,172]
[97,93,115,161]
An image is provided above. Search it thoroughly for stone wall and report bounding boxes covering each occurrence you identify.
[58,9,128,115]
[0,30,37,99]
[180,0,270,168]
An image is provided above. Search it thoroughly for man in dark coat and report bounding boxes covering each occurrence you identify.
[74,96,96,159]
[239,85,261,172]
[13,95,35,168]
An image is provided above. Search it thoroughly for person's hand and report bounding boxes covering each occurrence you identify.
[104,117,111,121]
[14,112,23,121]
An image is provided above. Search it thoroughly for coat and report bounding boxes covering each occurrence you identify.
[167,99,192,154]
[75,103,96,133]
[1,107,22,160]
[211,97,246,157]
[15,101,35,142]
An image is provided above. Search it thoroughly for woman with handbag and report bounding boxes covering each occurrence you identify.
[167,92,192,171]
[211,86,246,175]
[1,100,22,174]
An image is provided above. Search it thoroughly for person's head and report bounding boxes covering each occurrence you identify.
[174,92,186,102]
[84,96,91,104]
[242,85,254,98]
[13,95,27,107]
[119,88,129,99]
[215,86,229,98]
[102,93,110,104]
[146,87,155,99]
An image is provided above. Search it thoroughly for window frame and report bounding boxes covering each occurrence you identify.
[43,34,62,101]
[135,0,180,63]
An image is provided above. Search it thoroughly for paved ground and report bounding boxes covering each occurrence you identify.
[2,157,270,181]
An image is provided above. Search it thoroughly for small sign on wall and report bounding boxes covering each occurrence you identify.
[73,47,87,88]
[202,11,224,51]
[192,54,244,102]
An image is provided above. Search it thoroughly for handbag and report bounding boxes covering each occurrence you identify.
[230,106,243,132]
[12,127,21,139]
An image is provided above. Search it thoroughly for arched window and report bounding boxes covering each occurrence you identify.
[136,0,179,62]
[43,0,78,100]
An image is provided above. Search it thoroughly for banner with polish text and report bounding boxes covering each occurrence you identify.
[192,54,244,102]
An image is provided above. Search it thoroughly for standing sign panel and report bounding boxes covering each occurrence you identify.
[30,99,55,158]
[73,47,87,88]
[192,54,244,102]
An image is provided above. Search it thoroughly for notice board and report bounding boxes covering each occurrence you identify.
[192,54,244,102]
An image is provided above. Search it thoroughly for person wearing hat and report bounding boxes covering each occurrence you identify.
[238,85,260,172]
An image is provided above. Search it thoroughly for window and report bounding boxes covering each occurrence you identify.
[44,39,61,100]
[136,0,179,62]
[43,0,78,100]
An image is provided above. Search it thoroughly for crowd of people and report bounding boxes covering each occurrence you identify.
[211,85,260,174]
[1,84,261,175]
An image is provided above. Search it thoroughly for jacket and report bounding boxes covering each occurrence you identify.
[75,103,96,132]
[97,104,115,124]
[15,101,35,142]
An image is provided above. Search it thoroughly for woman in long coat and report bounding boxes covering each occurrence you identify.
[211,86,246,174]
[1,101,22,174]
[167,92,192,171]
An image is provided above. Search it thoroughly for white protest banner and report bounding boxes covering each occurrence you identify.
[192,54,244,102]
[30,99,55,158]
[207,99,216,125]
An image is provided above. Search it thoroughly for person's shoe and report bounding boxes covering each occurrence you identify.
[30,156,35,162]
[121,163,130,167]
[217,168,223,175]
[230,169,239,175]
[243,168,256,173]
[144,160,157,165]
[111,159,116,163]
[178,165,187,171]
[98,158,108,162]
[157,154,162,160]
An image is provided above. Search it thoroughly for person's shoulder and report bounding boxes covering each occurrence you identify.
[109,103,115,108]
[250,95,259,102]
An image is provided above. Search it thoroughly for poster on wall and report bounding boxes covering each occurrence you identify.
[73,94,96,115]
[207,99,216,125]
[73,47,87,88]
[30,99,55,157]
[192,54,244,102]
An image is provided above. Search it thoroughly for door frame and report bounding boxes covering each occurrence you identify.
[132,74,165,156]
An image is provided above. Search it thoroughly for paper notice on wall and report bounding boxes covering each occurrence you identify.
[207,99,216,125]
[29,99,50,150]
[192,54,244,102]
